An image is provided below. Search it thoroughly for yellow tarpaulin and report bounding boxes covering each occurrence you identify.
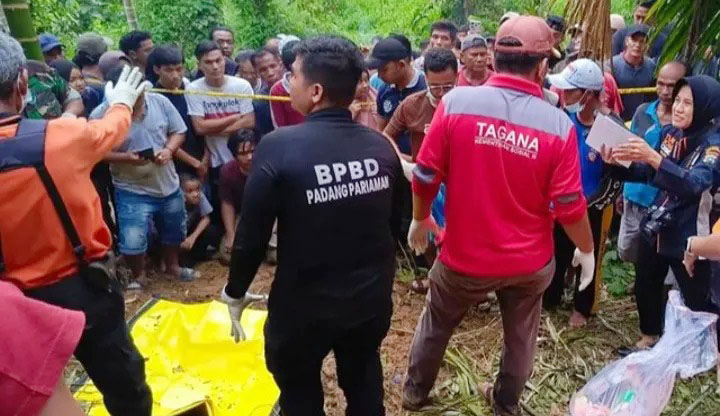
[74,299,280,416]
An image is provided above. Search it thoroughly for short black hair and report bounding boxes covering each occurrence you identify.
[179,173,201,188]
[234,49,255,65]
[430,20,458,41]
[195,40,221,61]
[210,26,234,40]
[281,40,300,71]
[251,48,279,67]
[494,51,545,75]
[149,44,183,68]
[423,48,458,74]
[637,0,655,8]
[388,33,412,58]
[227,128,257,157]
[119,30,152,55]
[294,36,365,107]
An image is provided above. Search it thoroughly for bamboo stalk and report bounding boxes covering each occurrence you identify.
[2,0,42,60]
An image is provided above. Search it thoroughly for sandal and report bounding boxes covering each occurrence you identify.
[411,278,429,294]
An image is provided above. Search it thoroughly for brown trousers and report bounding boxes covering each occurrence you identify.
[403,259,554,415]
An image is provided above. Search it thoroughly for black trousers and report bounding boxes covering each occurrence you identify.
[209,166,223,231]
[544,205,611,317]
[24,274,152,416]
[91,162,117,246]
[635,236,712,336]
[265,310,391,416]
[180,223,222,267]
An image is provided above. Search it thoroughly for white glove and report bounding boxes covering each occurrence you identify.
[104,65,152,112]
[220,285,267,342]
[400,159,415,182]
[572,248,595,291]
[407,215,440,256]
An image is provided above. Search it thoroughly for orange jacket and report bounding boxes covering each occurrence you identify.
[0,105,131,289]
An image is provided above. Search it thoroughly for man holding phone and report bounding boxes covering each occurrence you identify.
[91,66,196,289]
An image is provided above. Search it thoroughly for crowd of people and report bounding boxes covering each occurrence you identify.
[2,0,720,415]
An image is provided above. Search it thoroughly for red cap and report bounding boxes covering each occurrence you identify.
[494,15,556,56]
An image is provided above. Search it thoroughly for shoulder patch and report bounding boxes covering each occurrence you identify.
[659,134,677,157]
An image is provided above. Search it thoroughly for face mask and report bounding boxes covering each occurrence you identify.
[564,101,584,113]
[17,77,28,114]
[427,90,438,108]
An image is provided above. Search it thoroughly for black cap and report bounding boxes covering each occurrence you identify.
[627,24,650,37]
[546,15,565,32]
[366,38,409,69]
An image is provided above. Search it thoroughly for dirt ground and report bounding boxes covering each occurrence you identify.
[118,259,720,416]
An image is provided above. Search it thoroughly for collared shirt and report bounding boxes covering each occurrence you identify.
[456,68,494,87]
[625,100,662,207]
[0,106,131,289]
[413,74,585,278]
[91,93,187,197]
[377,68,428,154]
[612,54,656,121]
[24,61,81,120]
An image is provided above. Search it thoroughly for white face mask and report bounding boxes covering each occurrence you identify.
[564,101,584,113]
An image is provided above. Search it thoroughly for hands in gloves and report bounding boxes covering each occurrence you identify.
[400,159,415,182]
[572,248,595,291]
[220,285,268,342]
[407,215,441,256]
[104,65,152,112]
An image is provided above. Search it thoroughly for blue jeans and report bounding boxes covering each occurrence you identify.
[115,188,187,255]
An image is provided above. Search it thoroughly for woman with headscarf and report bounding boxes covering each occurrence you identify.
[604,75,720,354]
[49,59,101,117]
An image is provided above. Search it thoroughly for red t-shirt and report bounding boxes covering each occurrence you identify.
[456,68,494,87]
[0,281,84,415]
[269,76,305,128]
[413,74,585,277]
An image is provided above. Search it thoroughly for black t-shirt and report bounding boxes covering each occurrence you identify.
[226,108,404,324]
[254,83,274,139]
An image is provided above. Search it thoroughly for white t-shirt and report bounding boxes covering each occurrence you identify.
[186,76,254,168]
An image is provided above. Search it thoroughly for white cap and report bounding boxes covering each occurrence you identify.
[547,58,604,91]
[500,11,520,25]
[610,14,626,31]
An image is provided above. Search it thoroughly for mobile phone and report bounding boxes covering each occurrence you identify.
[136,148,155,160]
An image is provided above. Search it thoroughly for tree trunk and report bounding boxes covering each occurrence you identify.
[2,0,42,60]
[123,0,139,30]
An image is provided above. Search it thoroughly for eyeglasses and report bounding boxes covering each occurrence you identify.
[428,84,456,94]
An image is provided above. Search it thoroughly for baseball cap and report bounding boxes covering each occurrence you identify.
[76,32,108,60]
[461,34,487,52]
[500,11,520,25]
[547,58,604,91]
[627,24,650,37]
[546,15,566,32]
[38,33,62,53]
[366,38,410,69]
[610,14,626,31]
[99,51,131,78]
[495,15,559,58]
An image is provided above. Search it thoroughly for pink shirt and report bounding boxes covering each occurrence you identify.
[269,75,305,128]
[0,281,84,416]
[413,74,586,277]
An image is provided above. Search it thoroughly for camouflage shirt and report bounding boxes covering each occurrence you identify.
[23,60,81,120]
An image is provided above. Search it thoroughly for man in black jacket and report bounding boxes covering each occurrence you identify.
[220,36,404,416]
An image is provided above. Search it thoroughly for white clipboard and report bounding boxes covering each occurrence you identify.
[585,114,639,167]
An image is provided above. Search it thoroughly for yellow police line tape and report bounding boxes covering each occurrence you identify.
[618,87,656,95]
[150,86,655,101]
[150,87,292,102]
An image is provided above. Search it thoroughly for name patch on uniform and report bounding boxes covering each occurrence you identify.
[474,122,539,159]
[306,159,391,205]
[703,146,720,164]
[660,134,676,157]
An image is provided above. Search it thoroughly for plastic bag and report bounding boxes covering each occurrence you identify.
[569,291,718,416]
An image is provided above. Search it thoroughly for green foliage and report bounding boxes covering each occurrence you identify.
[602,247,635,298]
[221,0,283,48]
[136,0,222,63]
